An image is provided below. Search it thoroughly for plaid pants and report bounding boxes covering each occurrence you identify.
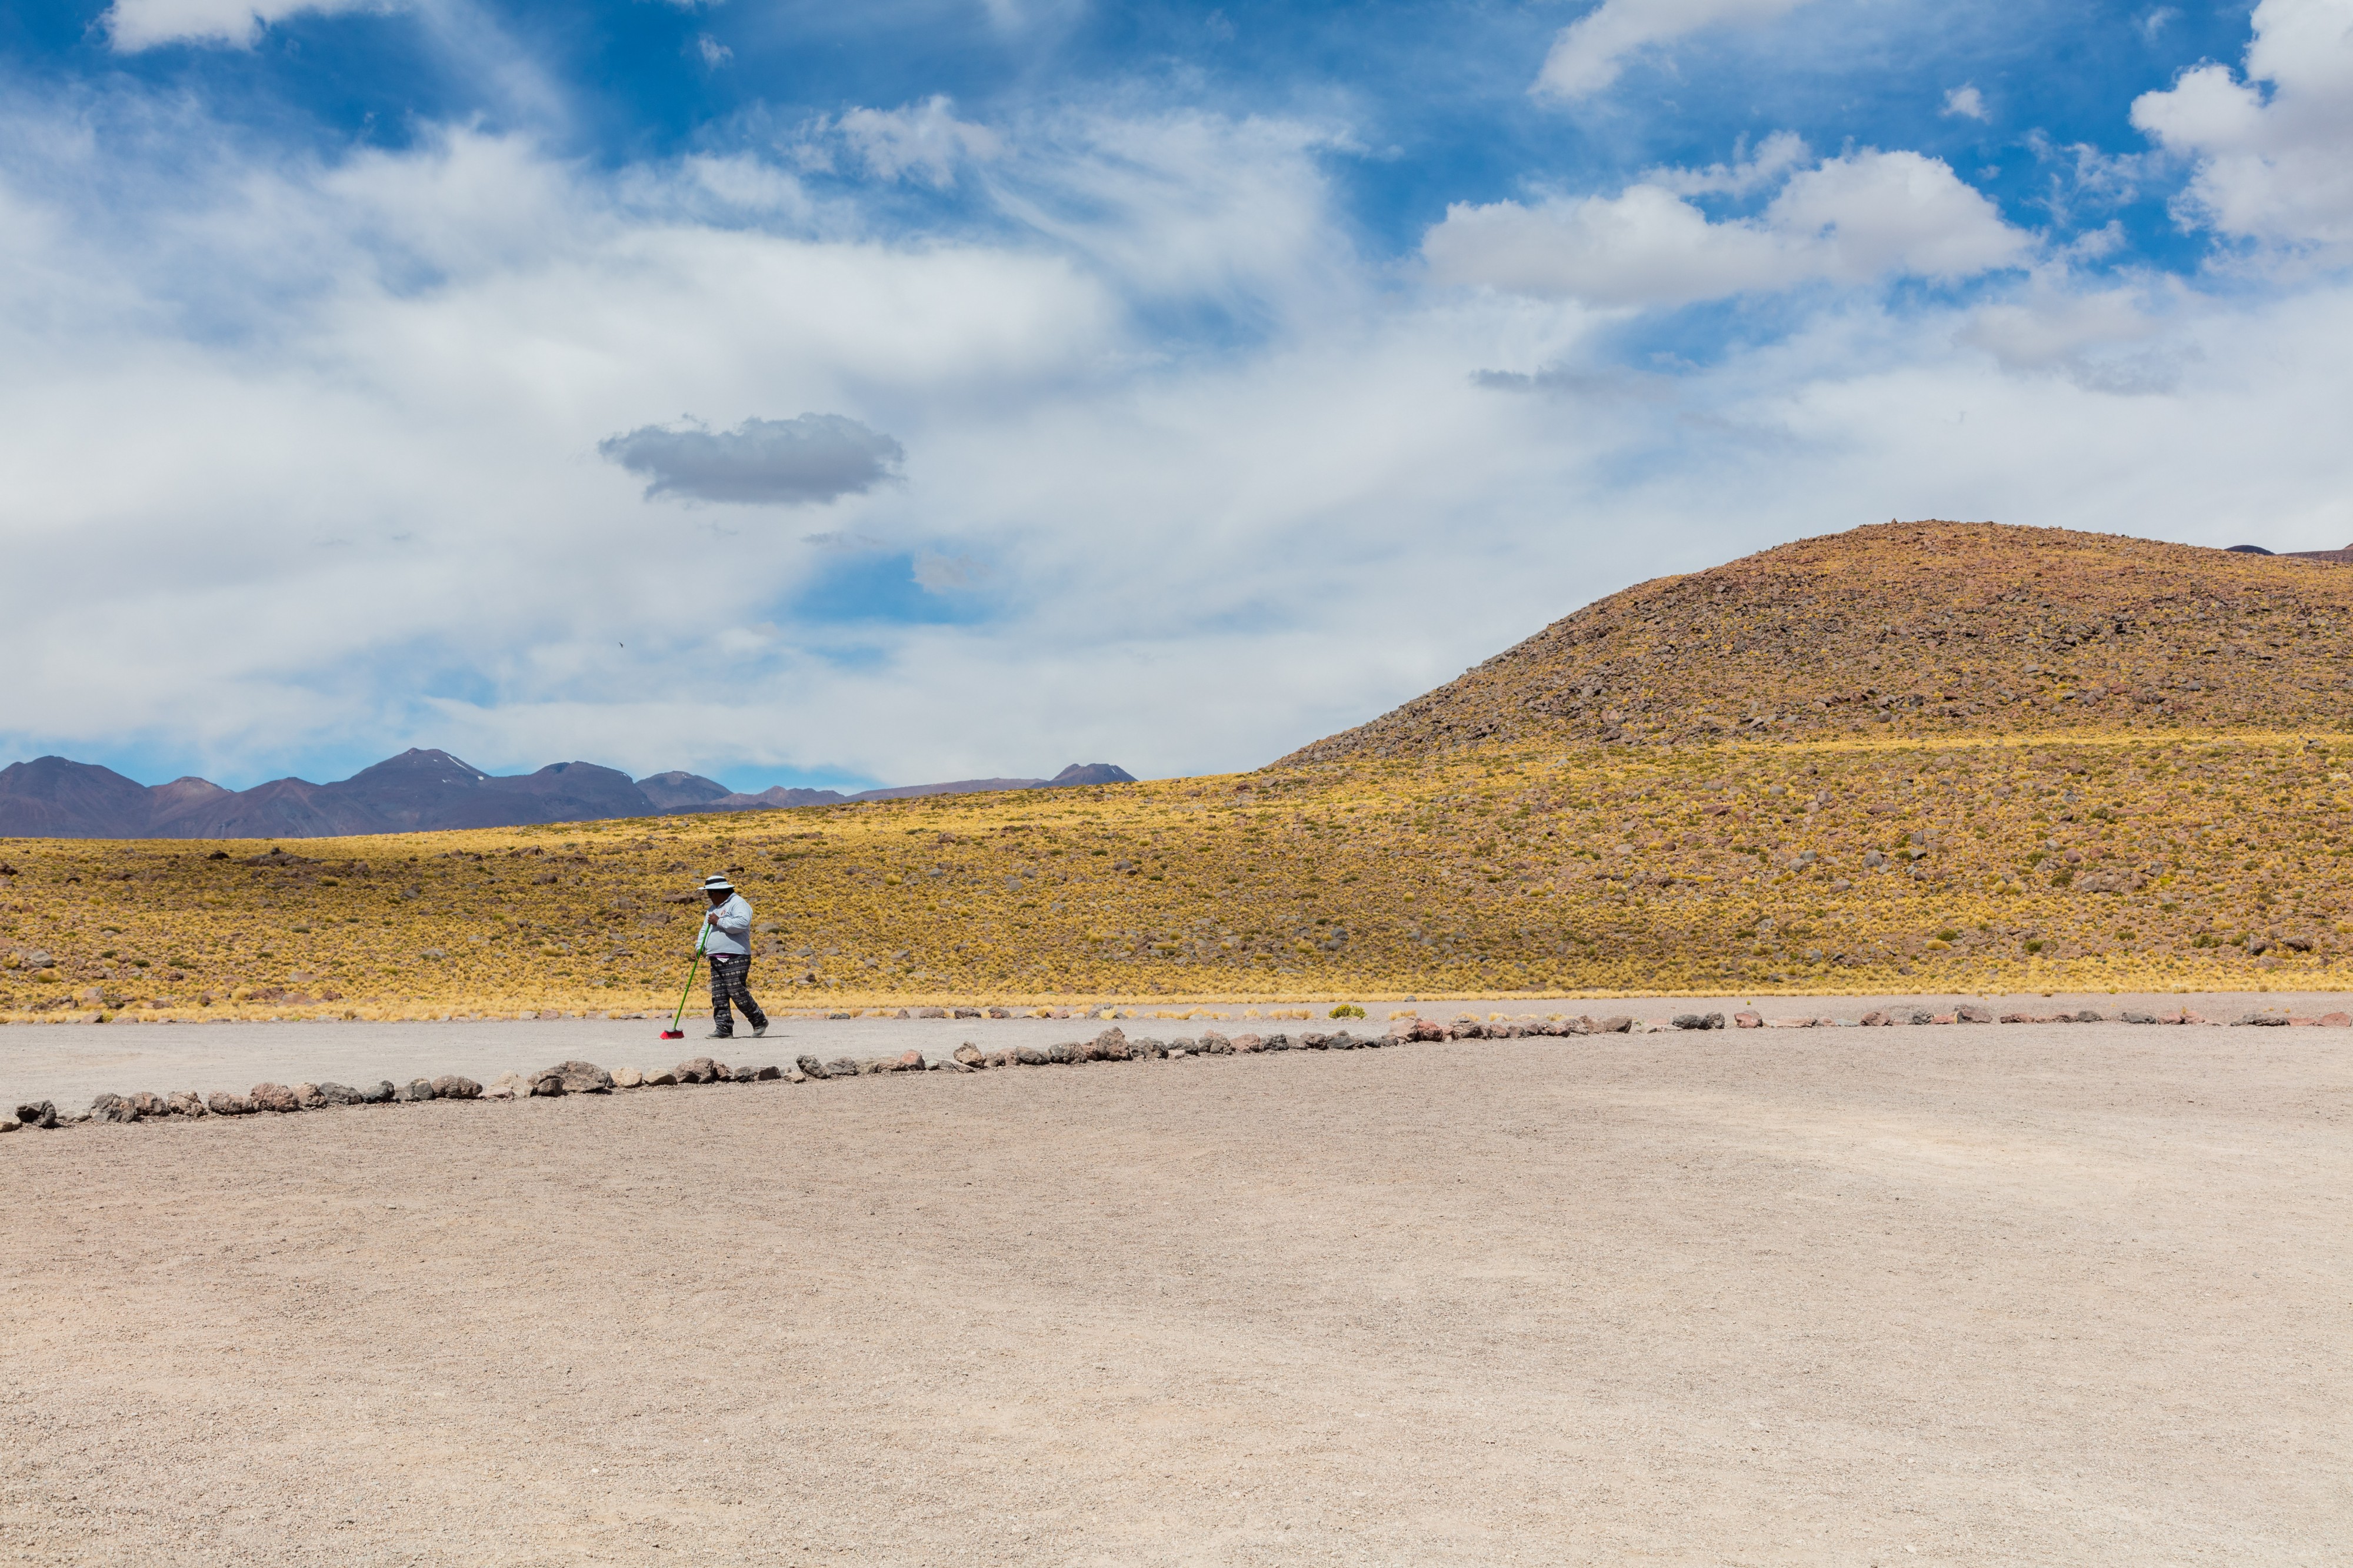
[708,953,766,1036]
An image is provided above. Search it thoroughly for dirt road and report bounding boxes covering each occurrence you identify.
[3,1024,2346,1564]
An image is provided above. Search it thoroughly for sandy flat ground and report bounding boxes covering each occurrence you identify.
[4,1022,2348,1565]
[6,989,2350,1116]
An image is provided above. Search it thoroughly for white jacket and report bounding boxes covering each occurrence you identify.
[702,893,753,958]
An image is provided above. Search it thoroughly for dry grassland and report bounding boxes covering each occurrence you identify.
[5,729,2352,1021]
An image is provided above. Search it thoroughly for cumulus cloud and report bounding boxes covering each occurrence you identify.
[1943,84,1988,121]
[2130,0,2353,251]
[598,414,905,506]
[104,0,389,49]
[1534,0,1818,101]
[1424,148,2031,305]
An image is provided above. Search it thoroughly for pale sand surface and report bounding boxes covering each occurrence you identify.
[3,989,2349,1117]
[2,1025,2348,1565]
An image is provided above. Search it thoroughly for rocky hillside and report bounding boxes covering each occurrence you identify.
[1279,522,2353,765]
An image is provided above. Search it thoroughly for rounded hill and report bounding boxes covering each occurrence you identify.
[1280,521,2353,763]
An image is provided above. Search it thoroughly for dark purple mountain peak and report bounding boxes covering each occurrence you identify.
[636,770,735,811]
[1049,763,1137,786]
[342,748,492,789]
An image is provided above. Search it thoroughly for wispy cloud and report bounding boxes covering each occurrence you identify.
[1532,0,1820,101]
[102,0,394,50]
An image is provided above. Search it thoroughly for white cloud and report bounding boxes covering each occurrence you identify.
[1647,130,1809,196]
[1943,84,1988,121]
[104,0,389,50]
[1424,148,2031,306]
[1957,279,2188,393]
[692,32,731,68]
[1533,0,1818,101]
[823,96,1003,188]
[5,82,2353,791]
[2131,0,2353,251]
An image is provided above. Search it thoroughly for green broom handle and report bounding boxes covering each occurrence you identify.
[668,922,711,1033]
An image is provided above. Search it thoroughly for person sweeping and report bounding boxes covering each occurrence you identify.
[696,873,768,1040]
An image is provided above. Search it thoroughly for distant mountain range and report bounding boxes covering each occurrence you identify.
[0,750,1136,840]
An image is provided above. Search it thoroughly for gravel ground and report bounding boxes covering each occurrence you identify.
[5,989,2348,1116]
[2,1021,2347,1565]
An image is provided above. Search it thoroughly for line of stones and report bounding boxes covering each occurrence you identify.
[5,1005,2338,1133]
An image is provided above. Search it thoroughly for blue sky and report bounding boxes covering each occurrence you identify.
[3,0,2350,793]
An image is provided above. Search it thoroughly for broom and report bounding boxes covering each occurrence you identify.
[661,922,711,1040]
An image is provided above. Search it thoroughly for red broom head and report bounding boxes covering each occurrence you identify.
[659,1029,684,1039]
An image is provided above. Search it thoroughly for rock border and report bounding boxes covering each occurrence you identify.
[6,1007,2345,1133]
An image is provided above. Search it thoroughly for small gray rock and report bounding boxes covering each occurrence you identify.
[1013,1045,1049,1066]
[395,1079,436,1102]
[795,1055,829,1079]
[824,1058,860,1078]
[14,1100,59,1130]
[1045,1041,1075,1065]
[2237,1012,2288,1027]
[431,1075,482,1100]
[166,1090,208,1117]
[641,1067,679,1086]
[359,1081,395,1104]
[205,1092,253,1116]
[89,1092,138,1124]
[315,1082,364,1106]
[128,1091,169,1119]
[675,1057,719,1085]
